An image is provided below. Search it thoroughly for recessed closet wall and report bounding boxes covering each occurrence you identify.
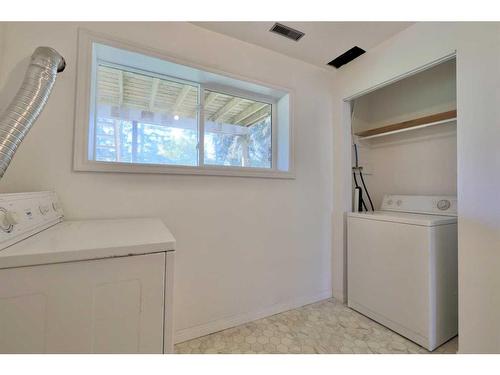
[351,59,457,208]
[332,22,500,353]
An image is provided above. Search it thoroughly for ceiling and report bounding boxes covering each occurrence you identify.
[193,22,413,69]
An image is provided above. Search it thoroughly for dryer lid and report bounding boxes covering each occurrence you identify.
[0,218,176,270]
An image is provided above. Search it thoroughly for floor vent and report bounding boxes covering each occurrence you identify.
[269,23,305,41]
[328,46,366,69]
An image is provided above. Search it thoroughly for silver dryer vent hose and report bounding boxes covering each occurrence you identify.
[0,46,65,179]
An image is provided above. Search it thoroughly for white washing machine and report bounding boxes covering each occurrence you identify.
[347,194,458,351]
[0,191,176,353]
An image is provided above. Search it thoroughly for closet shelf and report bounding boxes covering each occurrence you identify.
[355,110,457,139]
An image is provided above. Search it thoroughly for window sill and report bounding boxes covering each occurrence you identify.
[73,160,295,179]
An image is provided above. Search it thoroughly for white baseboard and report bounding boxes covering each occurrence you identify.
[174,290,332,344]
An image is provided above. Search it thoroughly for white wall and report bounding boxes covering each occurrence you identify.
[0,22,334,342]
[356,124,457,208]
[332,22,500,353]
[352,59,456,133]
[0,24,5,76]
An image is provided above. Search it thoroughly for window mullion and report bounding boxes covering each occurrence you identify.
[132,121,138,163]
[113,120,121,162]
[271,104,278,170]
[198,85,205,167]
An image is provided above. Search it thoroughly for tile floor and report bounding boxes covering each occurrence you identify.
[175,298,458,354]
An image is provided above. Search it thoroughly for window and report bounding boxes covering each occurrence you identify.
[203,90,272,168]
[94,65,199,166]
[74,31,293,178]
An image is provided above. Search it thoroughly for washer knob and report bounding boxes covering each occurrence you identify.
[396,199,403,206]
[3,211,19,225]
[0,209,11,232]
[437,199,451,211]
[0,208,18,233]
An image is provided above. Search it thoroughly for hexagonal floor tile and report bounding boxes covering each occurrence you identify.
[174,298,458,355]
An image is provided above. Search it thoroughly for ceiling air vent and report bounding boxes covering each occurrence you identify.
[328,46,366,69]
[269,22,305,41]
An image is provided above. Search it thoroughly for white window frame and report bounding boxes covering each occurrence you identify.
[74,29,294,179]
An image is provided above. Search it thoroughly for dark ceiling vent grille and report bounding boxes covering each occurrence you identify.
[269,22,305,41]
[328,46,366,69]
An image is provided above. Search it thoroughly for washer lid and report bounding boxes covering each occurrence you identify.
[347,211,457,226]
[0,218,176,270]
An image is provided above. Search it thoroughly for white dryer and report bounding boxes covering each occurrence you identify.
[0,191,176,353]
[347,194,458,351]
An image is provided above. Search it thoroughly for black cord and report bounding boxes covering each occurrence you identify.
[352,143,366,211]
[359,170,374,211]
[352,171,367,211]
[354,143,359,168]
[353,142,374,211]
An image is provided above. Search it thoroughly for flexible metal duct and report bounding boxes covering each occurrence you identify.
[0,47,65,179]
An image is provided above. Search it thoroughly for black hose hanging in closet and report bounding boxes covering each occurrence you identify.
[359,170,375,211]
[354,143,359,168]
[352,171,367,211]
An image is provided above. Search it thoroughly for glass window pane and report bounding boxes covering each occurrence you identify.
[203,90,272,168]
[94,64,199,166]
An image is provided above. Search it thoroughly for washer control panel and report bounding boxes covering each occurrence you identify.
[0,191,64,251]
[381,195,457,216]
